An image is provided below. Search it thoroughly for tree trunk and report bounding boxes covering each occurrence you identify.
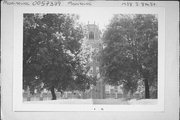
[60,90,64,98]
[50,86,57,100]
[144,78,150,99]
[139,65,150,99]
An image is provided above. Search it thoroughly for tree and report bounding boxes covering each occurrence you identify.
[23,14,92,100]
[100,14,158,99]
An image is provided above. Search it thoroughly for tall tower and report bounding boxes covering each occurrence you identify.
[85,23,105,99]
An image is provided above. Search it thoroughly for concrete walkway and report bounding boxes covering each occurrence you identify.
[24,99,94,104]
[24,99,157,105]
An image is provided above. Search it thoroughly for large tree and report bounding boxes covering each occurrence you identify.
[23,14,92,100]
[100,14,158,99]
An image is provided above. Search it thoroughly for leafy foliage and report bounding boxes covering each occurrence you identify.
[100,14,158,98]
[23,14,92,96]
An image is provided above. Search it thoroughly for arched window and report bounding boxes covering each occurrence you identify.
[89,31,94,40]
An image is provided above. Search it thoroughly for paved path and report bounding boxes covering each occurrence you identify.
[24,99,129,104]
[25,99,93,104]
[24,99,157,105]
[92,99,129,104]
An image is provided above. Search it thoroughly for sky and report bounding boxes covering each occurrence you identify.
[75,8,114,30]
[70,7,158,31]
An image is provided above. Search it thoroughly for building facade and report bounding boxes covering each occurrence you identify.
[84,23,105,99]
[83,23,124,99]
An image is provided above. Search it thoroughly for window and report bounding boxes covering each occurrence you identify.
[96,67,99,73]
[89,31,94,40]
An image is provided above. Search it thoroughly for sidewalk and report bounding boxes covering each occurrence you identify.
[23,98,157,105]
[24,99,93,104]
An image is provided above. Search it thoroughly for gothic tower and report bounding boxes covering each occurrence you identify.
[85,23,105,99]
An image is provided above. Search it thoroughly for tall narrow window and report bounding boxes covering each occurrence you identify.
[89,31,94,40]
[96,67,99,73]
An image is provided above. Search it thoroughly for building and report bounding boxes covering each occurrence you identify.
[83,23,124,99]
[83,23,105,99]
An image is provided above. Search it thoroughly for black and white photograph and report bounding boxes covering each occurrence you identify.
[11,6,166,111]
[2,1,179,120]
[22,12,158,105]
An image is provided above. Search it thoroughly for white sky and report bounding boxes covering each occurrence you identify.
[70,7,158,31]
[75,8,114,30]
